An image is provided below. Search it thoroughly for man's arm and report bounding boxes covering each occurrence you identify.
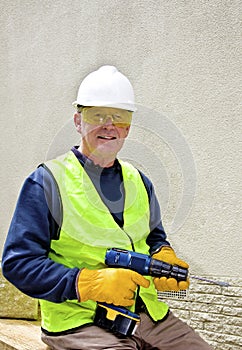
[1,167,79,302]
[139,171,170,255]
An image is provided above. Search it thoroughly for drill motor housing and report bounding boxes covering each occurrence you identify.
[105,248,188,281]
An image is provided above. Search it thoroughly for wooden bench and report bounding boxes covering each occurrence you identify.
[0,319,49,350]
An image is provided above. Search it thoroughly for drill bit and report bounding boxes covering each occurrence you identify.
[190,275,230,287]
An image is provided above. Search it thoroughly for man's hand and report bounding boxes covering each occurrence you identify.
[77,268,150,306]
[152,246,189,291]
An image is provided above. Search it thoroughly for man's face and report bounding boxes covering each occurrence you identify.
[74,107,131,163]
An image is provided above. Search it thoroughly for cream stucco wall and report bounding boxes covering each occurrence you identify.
[0,0,241,279]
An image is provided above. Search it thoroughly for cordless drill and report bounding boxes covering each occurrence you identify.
[94,248,188,336]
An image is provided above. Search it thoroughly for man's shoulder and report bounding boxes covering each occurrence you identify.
[27,164,57,190]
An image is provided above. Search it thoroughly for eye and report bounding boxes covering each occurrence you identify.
[93,113,102,120]
[113,114,122,120]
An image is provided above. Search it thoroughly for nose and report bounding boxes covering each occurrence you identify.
[103,115,115,127]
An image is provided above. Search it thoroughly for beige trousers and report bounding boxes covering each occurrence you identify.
[41,311,213,350]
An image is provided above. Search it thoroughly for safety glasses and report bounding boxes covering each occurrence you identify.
[80,107,132,128]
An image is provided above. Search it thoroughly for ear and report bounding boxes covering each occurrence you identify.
[74,112,82,133]
[124,125,130,138]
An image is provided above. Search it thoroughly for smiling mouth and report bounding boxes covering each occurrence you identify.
[98,136,117,140]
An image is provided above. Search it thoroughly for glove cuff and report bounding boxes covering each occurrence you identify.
[75,268,84,302]
[152,245,172,255]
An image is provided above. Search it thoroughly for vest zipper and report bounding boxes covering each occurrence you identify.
[121,227,135,252]
[120,226,143,312]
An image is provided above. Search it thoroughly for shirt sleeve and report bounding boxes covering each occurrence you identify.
[139,171,171,255]
[1,166,79,303]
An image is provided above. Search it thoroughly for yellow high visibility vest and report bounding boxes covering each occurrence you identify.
[40,151,168,333]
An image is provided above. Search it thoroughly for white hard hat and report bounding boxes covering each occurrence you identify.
[73,65,137,112]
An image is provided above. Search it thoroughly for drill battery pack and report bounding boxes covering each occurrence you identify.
[94,302,140,336]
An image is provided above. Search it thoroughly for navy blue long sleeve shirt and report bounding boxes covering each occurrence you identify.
[2,147,169,303]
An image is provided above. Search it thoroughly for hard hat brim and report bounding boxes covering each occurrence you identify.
[72,101,137,112]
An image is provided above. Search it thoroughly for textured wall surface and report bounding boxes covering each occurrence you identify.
[158,277,242,350]
[0,0,241,340]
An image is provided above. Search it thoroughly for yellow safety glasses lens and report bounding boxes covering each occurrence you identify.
[81,107,132,127]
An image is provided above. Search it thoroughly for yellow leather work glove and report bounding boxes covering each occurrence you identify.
[77,268,150,306]
[152,246,189,291]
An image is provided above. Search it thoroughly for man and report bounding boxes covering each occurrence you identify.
[2,65,212,349]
